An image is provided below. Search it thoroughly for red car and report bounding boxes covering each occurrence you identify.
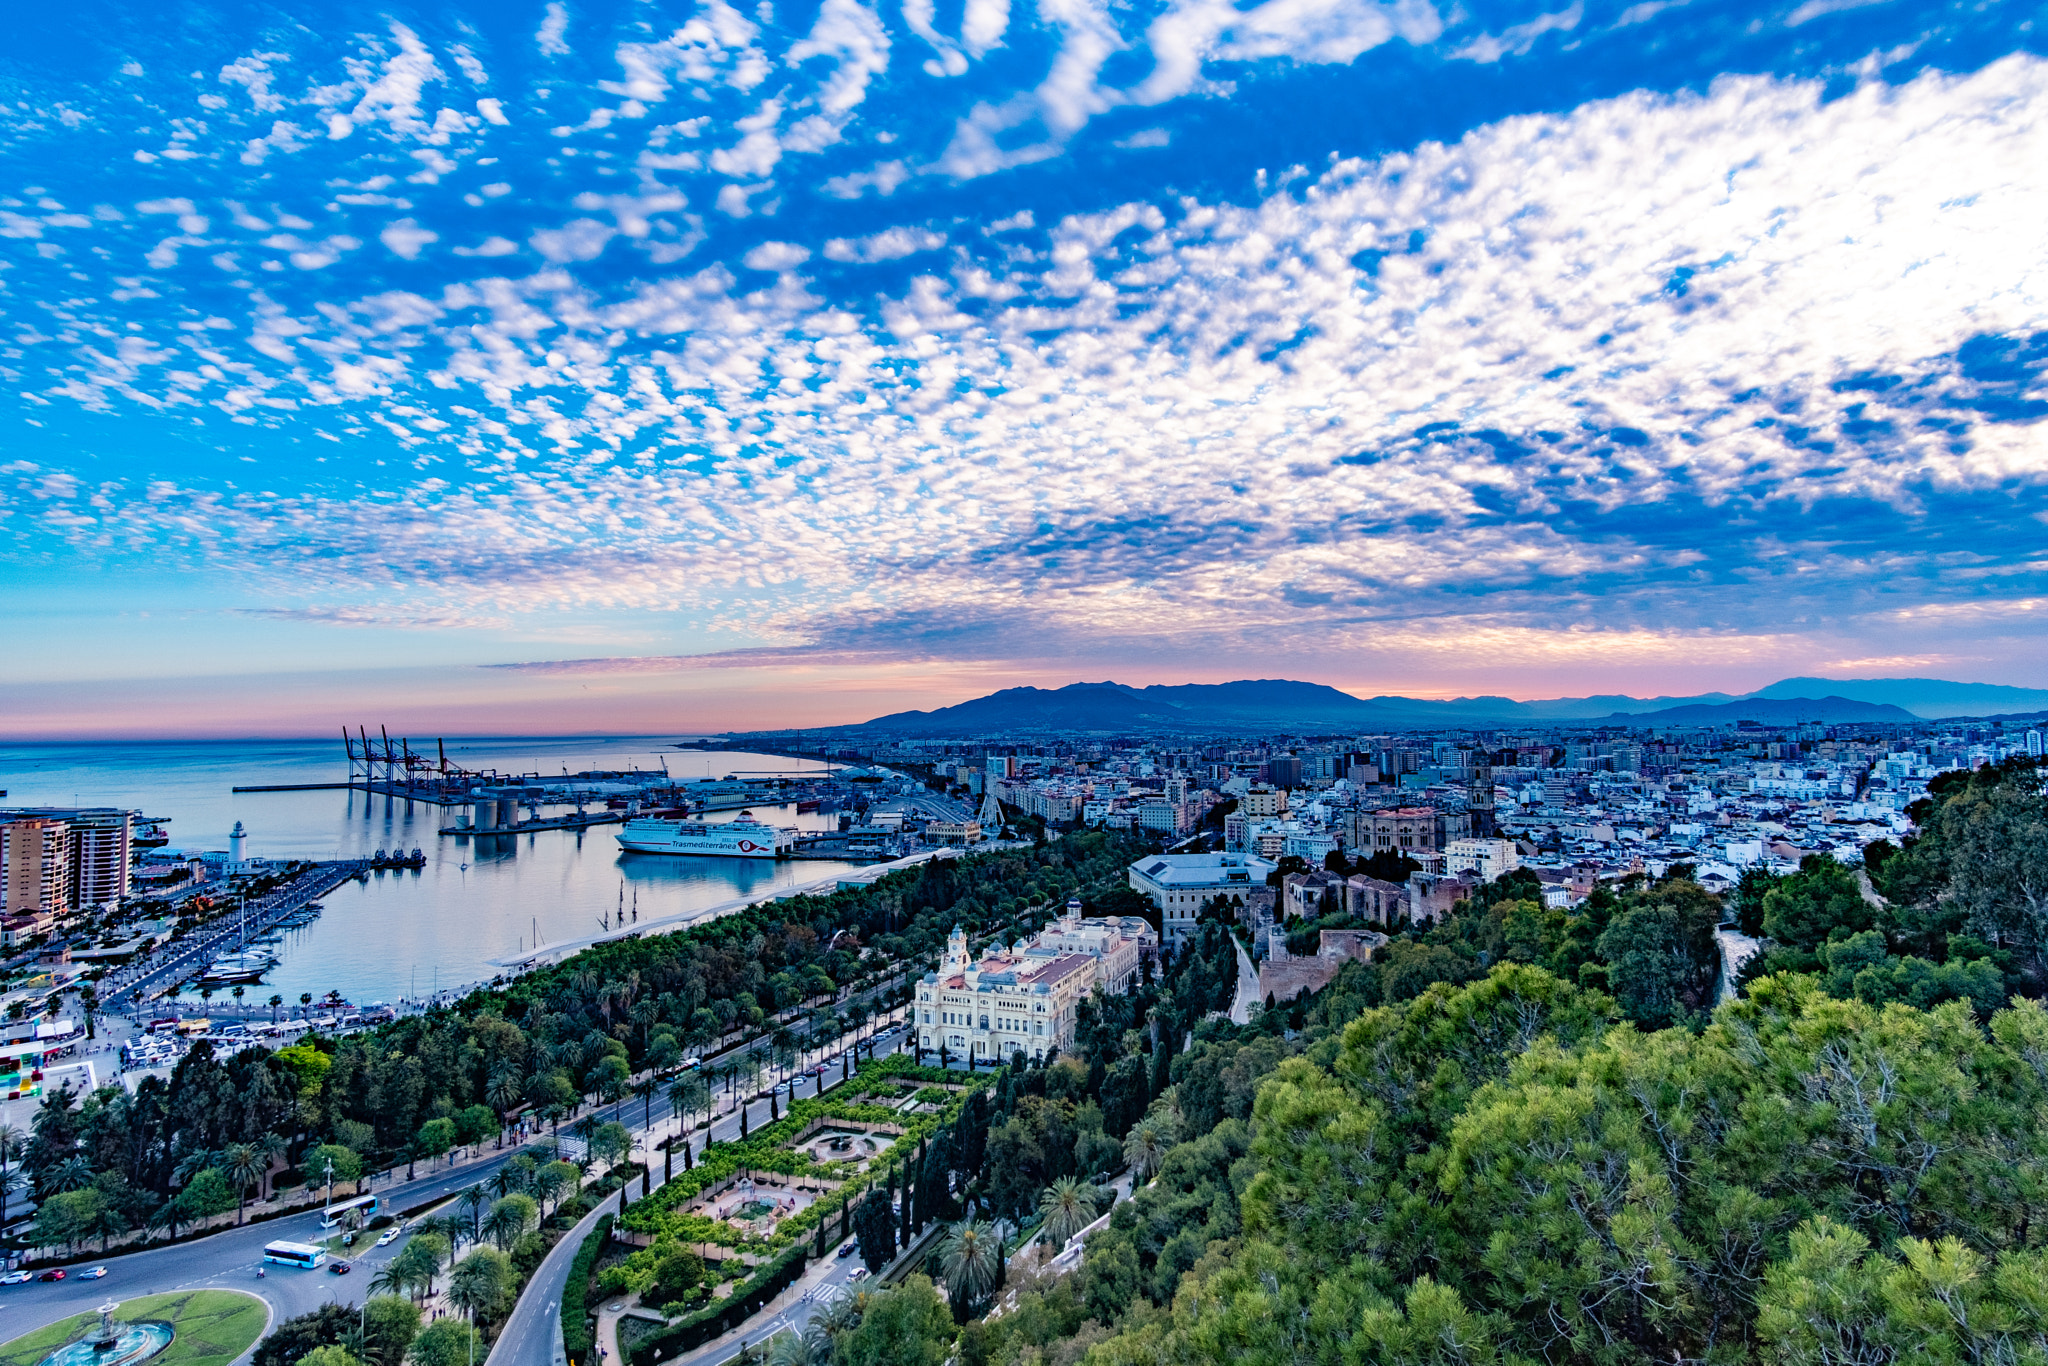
[38,1270,65,1282]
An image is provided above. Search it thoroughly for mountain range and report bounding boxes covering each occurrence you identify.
[836,676,2048,734]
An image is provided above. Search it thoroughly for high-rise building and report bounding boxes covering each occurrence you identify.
[2030,730,2043,758]
[0,808,133,914]
[1265,756,1303,788]
[2,819,71,915]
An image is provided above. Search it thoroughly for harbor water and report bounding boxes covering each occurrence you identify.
[0,738,863,1007]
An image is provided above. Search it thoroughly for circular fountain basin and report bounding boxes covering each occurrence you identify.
[38,1323,173,1366]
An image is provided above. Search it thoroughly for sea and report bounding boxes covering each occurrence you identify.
[0,738,863,1008]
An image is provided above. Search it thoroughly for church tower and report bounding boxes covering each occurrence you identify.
[1468,751,1496,840]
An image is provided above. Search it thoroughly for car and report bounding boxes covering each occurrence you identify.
[38,1270,65,1282]
[836,1242,857,1259]
[0,1271,31,1285]
[808,1063,828,1076]
[376,1229,399,1247]
[328,1262,351,1275]
[848,1267,870,1281]
[79,1267,107,1280]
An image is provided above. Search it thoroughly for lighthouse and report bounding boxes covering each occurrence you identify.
[228,820,247,873]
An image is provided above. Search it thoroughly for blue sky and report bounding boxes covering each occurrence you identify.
[1,0,2044,734]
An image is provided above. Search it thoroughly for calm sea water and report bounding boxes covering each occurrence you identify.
[0,738,860,1006]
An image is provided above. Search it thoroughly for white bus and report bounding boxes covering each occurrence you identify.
[320,1193,380,1230]
[263,1241,327,1269]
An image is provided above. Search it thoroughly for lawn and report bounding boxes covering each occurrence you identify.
[0,1291,268,1366]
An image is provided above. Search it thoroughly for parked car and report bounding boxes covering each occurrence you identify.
[328,1262,351,1275]
[38,1270,65,1282]
[79,1267,108,1280]
[0,1270,32,1285]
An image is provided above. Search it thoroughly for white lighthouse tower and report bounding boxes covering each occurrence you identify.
[228,820,248,873]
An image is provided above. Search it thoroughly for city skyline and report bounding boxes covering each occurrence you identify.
[2,0,2044,736]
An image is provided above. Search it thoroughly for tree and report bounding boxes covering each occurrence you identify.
[224,1142,266,1224]
[483,1193,537,1249]
[297,1348,364,1366]
[362,1297,422,1366]
[1762,855,1875,953]
[416,1118,457,1167]
[253,1305,359,1366]
[938,1219,1003,1318]
[667,1075,709,1132]
[405,1320,480,1366]
[832,1276,955,1366]
[448,1246,512,1320]
[535,1159,580,1218]
[854,1188,896,1273]
[1122,1115,1173,1183]
[177,1168,237,1226]
[306,1144,363,1198]
[1037,1176,1099,1250]
[33,1188,102,1253]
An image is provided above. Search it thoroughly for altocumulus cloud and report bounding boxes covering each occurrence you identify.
[0,0,2044,672]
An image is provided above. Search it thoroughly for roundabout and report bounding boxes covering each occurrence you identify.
[0,1292,267,1366]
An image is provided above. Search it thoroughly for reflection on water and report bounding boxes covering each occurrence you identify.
[0,739,863,1004]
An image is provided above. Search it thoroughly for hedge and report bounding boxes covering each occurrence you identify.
[560,1212,614,1366]
[624,1244,809,1366]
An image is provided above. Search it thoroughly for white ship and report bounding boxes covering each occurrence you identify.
[615,811,796,859]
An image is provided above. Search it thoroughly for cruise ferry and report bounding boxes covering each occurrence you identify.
[615,811,796,859]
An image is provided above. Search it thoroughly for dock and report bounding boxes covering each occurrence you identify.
[438,811,627,836]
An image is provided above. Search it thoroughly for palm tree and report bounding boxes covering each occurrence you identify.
[1123,1116,1173,1184]
[1037,1177,1098,1251]
[268,993,283,1022]
[48,1156,94,1193]
[224,1143,265,1224]
[0,1123,23,1231]
[447,1250,507,1321]
[482,1200,530,1251]
[368,1263,409,1298]
[488,1066,522,1118]
[939,1219,1003,1314]
[457,1184,490,1244]
[258,1132,288,1199]
[667,1075,708,1134]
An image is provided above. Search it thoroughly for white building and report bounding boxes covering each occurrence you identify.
[1443,838,1520,882]
[914,907,1157,1063]
[1128,851,1277,943]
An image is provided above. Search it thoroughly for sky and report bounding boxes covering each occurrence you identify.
[0,0,2044,737]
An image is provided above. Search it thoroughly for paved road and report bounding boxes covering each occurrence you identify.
[1230,939,1261,1024]
[487,1021,915,1366]
[0,1145,522,1347]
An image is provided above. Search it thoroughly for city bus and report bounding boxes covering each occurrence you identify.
[320,1193,380,1230]
[263,1241,328,1269]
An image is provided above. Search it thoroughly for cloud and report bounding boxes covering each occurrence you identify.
[744,240,812,270]
[537,3,571,56]
[379,218,439,259]
[528,218,615,261]
[8,17,2048,688]
[822,226,947,261]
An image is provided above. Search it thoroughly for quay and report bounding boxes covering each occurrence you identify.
[439,810,626,836]
[110,858,370,1004]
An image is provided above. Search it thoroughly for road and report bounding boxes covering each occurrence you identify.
[1230,938,1261,1024]
[0,1140,524,1346]
[487,1021,916,1366]
[0,1008,915,1366]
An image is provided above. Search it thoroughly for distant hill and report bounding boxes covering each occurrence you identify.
[1604,696,1918,726]
[1748,677,2048,720]
[844,678,1941,734]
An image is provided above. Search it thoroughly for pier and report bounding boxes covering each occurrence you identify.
[111,858,370,1003]
[439,810,627,836]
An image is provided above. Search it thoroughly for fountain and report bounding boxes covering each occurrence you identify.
[35,1301,172,1366]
